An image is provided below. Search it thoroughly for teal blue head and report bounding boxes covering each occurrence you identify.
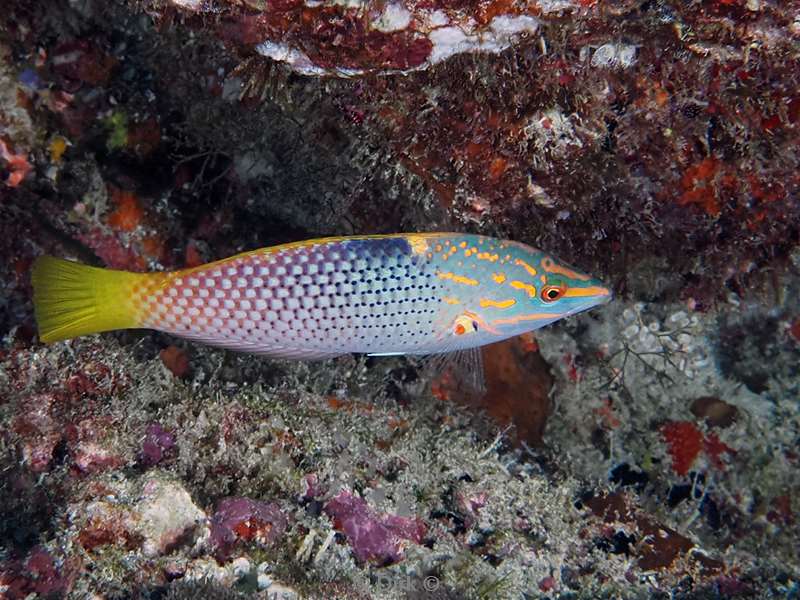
[431,235,612,348]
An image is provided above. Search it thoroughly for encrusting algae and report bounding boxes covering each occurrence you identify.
[32,233,611,357]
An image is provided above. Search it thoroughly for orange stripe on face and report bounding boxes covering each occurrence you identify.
[437,271,479,286]
[492,273,507,284]
[562,285,611,298]
[514,258,538,276]
[479,298,516,309]
[510,280,537,297]
[541,257,591,281]
[492,312,564,326]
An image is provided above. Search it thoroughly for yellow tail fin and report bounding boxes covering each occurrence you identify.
[31,256,150,343]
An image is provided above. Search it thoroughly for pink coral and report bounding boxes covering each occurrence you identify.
[324,490,426,564]
[140,423,177,467]
[11,394,62,472]
[0,547,74,599]
[210,497,288,561]
[69,417,125,474]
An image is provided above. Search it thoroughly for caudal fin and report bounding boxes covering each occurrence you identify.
[31,256,148,343]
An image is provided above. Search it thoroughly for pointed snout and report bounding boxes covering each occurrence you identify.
[562,282,613,307]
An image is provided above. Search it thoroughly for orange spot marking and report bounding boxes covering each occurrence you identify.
[160,345,190,378]
[185,243,204,268]
[437,271,479,286]
[492,273,506,284]
[435,244,443,252]
[493,312,564,326]
[479,298,516,309]
[488,156,508,181]
[562,286,611,298]
[459,241,468,248]
[510,280,537,297]
[678,157,721,216]
[327,396,353,411]
[477,252,499,262]
[107,188,144,232]
[406,235,428,255]
[541,257,591,281]
[519,332,539,352]
[514,258,538,276]
[443,296,461,305]
[142,235,166,262]
[463,310,500,334]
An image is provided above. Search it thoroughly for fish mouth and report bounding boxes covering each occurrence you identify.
[578,286,613,311]
[587,281,613,306]
[596,288,613,305]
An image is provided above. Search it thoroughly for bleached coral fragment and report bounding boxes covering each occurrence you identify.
[535,0,579,13]
[135,477,205,558]
[591,43,638,69]
[254,42,327,76]
[428,16,539,64]
[428,27,472,64]
[490,15,540,36]
[169,0,203,9]
[426,10,450,27]
[372,2,412,33]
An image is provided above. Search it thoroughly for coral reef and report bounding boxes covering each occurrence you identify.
[1,0,798,597]
[149,0,542,76]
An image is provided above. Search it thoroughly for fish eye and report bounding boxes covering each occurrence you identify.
[541,285,565,302]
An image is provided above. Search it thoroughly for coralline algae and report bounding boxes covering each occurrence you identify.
[154,0,543,76]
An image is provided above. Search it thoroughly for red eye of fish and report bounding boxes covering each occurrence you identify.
[541,285,565,302]
[454,323,466,336]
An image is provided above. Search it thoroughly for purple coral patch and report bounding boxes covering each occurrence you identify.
[324,490,426,564]
[0,547,73,599]
[209,497,288,561]
[140,423,176,467]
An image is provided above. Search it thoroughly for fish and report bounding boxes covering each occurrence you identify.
[31,233,611,360]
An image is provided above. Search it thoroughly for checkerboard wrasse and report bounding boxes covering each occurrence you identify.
[32,233,612,358]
